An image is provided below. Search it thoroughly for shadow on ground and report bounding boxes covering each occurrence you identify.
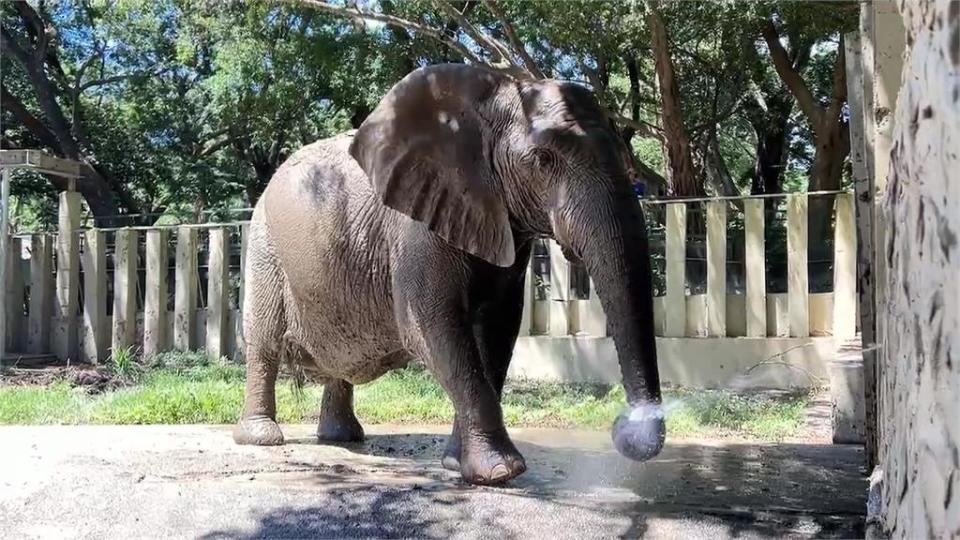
[200,429,867,539]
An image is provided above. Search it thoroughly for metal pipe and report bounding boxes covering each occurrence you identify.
[637,190,849,205]
[71,221,251,234]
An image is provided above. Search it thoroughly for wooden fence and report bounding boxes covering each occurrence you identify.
[3,191,856,363]
[519,191,857,340]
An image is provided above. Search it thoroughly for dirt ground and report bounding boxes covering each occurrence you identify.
[0,424,866,539]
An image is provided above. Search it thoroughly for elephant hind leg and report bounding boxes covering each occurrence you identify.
[317,379,365,443]
[234,219,287,446]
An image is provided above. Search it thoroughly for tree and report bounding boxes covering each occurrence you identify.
[647,2,699,196]
[1,2,153,218]
[760,5,857,245]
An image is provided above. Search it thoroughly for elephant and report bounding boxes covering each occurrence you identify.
[233,63,665,485]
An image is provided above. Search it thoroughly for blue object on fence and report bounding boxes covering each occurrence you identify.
[632,183,646,197]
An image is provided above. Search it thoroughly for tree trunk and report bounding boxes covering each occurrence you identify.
[807,115,850,257]
[876,2,958,536]
[648,4,700,197]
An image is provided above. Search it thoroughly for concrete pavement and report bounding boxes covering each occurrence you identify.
[0,425,867,538]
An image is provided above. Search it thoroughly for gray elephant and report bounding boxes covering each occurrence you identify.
[233,64,665,485]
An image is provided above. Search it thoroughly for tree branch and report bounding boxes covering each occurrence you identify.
[482,0,544,78]
[12,1,50,61]
[610,113,663,141]
[827,33,847,120]
[0,26,34,68]
[761,19,823,127]
[292,0,484,65]
[0,84,63,152]
[434,1,509,67]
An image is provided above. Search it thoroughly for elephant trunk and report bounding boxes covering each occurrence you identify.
[560,186,664,462]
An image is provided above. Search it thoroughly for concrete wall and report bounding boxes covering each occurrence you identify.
[508,336,835,389]
[875,1,960,536]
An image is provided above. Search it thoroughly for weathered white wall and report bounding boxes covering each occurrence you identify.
[877,0,960,536]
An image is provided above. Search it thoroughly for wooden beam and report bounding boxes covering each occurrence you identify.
[548,240,570,336]
[174,227,198,351]
[5,238,24,351]
[53,191,81,360]
[238,224,249,312]
[848,25,879,469]
[111,229,138,354]
[518,257,533,337]
[744,199,767,337]
[206,228,229,359]
[664,203,687,337]
[0,149,82,178]
[833,193,857,338]
[27,234,54,354]
[81,230,107,362]
[143,229,169,358]
[787,194,809,337]
[706,201,727,337]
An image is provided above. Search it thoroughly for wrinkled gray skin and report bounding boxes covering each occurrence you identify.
[234,64,664,485]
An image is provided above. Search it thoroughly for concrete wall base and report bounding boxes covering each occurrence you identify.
[508,336,838,389]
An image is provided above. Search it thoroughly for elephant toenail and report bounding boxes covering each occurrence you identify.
[489,464,511,483]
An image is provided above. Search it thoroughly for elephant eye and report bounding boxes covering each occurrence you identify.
[533,148,557,170]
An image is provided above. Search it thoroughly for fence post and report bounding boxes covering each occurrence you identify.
[548,240,571,336]
[81,230,107,362]
[112,229,138,354]
[832,193,857,338]
[581,278,608,337]
[847,28,879,468]
[206,228,229,359]
[518,258,533,337]
[0,169,7,359]
[53,190,81,360]
[174,226,198,351]
[27,235,54,354]
[706,201,727,337]
[239,224,249,312]
[744,199,767,337]
[665,203,687,337]
[787,194,809,337]
[4,238,24,351]
[143,229,169,358]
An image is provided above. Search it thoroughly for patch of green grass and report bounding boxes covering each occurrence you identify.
[0,360,810,440]
[0,381,88,424]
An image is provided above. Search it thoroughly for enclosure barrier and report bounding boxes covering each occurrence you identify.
[3,191,855,364]
[519,191,857,341]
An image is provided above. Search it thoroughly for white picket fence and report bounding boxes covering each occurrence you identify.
[520,192,858,341]
[2,191,856,363]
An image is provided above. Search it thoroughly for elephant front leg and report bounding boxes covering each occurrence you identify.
[233,341,284,446]
[443,260,529,472]
[423,326,526,485]
[317,379,365,442]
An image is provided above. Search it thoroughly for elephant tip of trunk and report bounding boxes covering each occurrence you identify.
[611,403,666,462]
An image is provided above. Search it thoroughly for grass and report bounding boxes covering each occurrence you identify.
[0,352,810,441]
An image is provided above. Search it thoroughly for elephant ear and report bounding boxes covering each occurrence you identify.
[350,64,515,267]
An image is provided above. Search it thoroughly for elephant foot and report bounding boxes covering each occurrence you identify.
[458,428,526,485]
[317,412,365,443]
[233,415,284,446]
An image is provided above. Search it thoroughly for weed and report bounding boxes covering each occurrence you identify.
[107,346,141,383]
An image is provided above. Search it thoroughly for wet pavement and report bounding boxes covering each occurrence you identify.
[0,425,867,538]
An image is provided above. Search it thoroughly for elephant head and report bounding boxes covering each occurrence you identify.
[351,64,664,462]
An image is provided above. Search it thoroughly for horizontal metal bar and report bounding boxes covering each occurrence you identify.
[638,190,849,206]
[81,207,255,222]
[71,221,251,234]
